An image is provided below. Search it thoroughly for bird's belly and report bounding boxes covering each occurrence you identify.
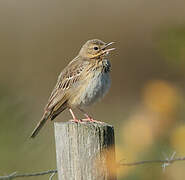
[77,72,111,107]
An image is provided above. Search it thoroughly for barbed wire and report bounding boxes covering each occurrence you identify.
[0,170,57,180]
[1,153,185,180]
[119,152,185,170]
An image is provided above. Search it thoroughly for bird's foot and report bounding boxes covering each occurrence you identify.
[69,108,82,123]
[70,118,82,123]
[82,117,101,123]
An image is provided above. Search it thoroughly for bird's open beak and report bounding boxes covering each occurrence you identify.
[102,42,116,54]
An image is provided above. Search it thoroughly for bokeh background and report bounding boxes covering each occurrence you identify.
[0,0,185,179]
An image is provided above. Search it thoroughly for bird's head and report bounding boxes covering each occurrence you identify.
[79,39,115,59]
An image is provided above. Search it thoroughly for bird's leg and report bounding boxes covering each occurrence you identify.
[69,108,81,122]
[78,108,101,123]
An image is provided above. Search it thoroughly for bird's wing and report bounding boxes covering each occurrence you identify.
[45,57,88,111]
[30,57,89,138]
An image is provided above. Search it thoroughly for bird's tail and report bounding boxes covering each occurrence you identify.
[30,111,50,138]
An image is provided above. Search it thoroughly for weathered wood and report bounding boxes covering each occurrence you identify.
[54,121,117,180]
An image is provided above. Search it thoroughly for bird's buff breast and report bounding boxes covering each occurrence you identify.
[71,70,111,108]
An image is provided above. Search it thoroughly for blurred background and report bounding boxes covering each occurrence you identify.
[0,0,185,179]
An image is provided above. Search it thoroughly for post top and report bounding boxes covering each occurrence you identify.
[54,121,114,129]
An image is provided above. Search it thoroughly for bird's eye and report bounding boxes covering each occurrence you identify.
[94,46,99,50]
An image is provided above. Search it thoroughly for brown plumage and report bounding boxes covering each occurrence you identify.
[30,39,115,138]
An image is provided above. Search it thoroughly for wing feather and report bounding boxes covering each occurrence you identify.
[45,57,88,111]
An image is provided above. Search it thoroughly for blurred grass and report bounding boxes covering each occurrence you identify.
[157,26,185,72]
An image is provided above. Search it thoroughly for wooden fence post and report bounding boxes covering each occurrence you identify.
[54,121,117,180]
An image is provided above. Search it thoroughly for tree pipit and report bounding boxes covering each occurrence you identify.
[30,39,115,138]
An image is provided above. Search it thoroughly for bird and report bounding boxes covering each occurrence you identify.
[30,39,115,138]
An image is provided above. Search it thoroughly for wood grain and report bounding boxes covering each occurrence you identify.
[54,121,117,180]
